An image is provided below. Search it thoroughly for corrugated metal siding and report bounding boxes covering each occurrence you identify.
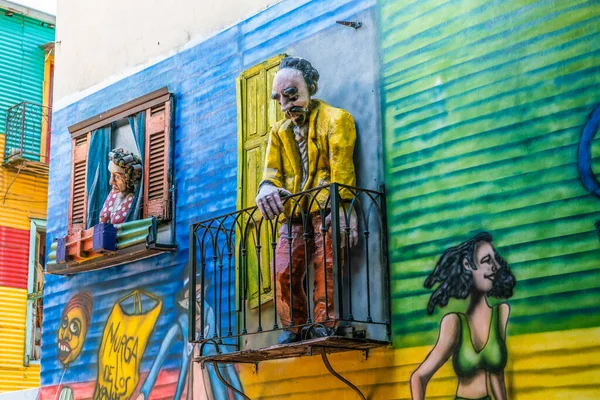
[377,0,600,398]
[0,226,30,289]
[238,326,600,399]
[0,10,50,393]
[43,0,376,396]
[381,0,600,347]
[39,369,181,400]
[0,10,55,160]
[0,286,40,392]
[0,168,48,231]
[41,263,189,390]
[41,0,600,398]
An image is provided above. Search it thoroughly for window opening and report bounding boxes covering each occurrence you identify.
[25,219,46,365]
[47,88,176,275]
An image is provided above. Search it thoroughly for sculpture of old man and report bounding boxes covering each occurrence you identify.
[100,147,142,224]
[256,56,358,344]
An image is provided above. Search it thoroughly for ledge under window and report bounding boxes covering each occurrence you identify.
[46,217,176,275]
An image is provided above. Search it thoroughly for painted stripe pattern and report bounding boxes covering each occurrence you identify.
[0,9,54,160]
[379,0,600,347]
[0,286,40,391]
[0,226,31,289]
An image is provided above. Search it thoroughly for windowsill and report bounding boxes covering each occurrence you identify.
[46,242,172,274]
[193,336,390,364]
[46,217,177,275]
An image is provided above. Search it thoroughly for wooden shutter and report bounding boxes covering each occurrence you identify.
[143,97,172,222]
[69,133,90,233]
[237,54,286,308]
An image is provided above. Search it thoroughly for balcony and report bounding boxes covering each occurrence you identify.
[4,101,51,175]
[188,184,390,399]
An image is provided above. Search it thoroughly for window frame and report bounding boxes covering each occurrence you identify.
[24,218,46,366]
[46,88,177,275]
[67,87,174,235]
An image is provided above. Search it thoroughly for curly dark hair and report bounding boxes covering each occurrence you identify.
[108,147,142,193]
[424,232,516,314]
[279,56,320,96]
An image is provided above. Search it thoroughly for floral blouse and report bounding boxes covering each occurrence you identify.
[99,190,134,224]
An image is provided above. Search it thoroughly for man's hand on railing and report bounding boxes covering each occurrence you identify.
[325,208,359,247]
[255,184,292,220]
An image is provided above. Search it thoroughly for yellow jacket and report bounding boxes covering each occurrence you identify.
[261,99,356,217]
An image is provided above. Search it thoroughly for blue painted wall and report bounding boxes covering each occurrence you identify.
[42,0,375,396]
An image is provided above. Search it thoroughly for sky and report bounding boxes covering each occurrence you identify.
[11,0,56,15]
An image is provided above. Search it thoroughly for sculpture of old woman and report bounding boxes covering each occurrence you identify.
[99,148,142,224]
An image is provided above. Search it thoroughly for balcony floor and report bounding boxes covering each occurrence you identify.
[194,336,390,364]
[4,156,49,176]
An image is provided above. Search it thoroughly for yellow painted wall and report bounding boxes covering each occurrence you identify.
[41,54,54,162]
[238,327,600,399]
[0,134,49,231]
[0,286,41,392]
[0,167,49,229]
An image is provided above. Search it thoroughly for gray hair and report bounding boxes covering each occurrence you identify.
[279,57,320,96]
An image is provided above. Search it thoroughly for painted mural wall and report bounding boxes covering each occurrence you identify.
[380,0,600,398]
[225,1,600,398]
[43,0,600,399]
[42,1,377,399]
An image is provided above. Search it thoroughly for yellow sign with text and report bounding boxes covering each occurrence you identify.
[93,290,162,400]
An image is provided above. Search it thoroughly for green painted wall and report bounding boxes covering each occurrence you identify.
[0,9,54,160]
[380,0,600,348]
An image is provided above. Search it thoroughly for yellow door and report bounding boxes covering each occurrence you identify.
[237,54,285,308]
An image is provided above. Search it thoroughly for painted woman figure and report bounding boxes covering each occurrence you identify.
[99,147,142,224]
[411,232,516,400]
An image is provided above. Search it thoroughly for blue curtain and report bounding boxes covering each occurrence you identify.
[86,126,112,228]
[127,111,146,221]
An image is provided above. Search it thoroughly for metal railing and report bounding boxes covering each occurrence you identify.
[188,183,390,350]
[5,101,51,164]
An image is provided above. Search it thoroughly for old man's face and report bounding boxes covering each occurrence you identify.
[272,68,311,126]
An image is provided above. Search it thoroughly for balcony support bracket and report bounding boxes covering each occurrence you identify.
[319,348,366,400]
[211,361,252,400]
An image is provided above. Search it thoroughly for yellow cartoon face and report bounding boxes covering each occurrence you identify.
[57,307,88,365]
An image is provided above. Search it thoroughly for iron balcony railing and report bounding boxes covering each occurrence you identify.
[188,183,391,350]
[5,101,51,164]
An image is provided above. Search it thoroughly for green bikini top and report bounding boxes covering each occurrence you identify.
[452,305,507,377]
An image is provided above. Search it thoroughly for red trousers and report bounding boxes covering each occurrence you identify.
[274,214,336,333]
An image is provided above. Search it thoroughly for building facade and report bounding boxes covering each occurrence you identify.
[42,0,600,399]
[0,0,55,394]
